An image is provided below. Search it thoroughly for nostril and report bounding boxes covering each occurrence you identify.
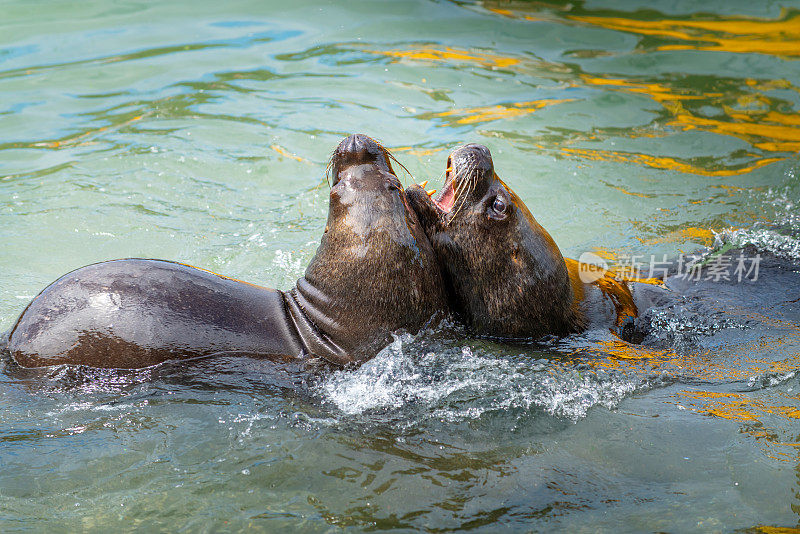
[355,133,372,150]
[333,134,383,173]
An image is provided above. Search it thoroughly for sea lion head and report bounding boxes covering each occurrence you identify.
[301,134,447,361]
[406,143,579,339]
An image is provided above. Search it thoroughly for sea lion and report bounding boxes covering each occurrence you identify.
[2,134,447,369]
[406,143,643,340]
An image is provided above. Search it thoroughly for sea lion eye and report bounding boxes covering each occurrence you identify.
[492,197,507,213]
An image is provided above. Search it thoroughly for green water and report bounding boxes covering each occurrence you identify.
[2,0,800,531]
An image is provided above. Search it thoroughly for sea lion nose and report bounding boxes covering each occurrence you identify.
[454,143,489,158]
[450,143,493,172]
[331,134,390,187]
[348,133,369,151]
[339,133,375,157]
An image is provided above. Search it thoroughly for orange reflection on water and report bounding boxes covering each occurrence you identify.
[368,45,520,68]
[269,144,310,163]
[580,75,703,104]
[756,527,800,534]
[579,74,800,156]
[638,227,716,247]
[596,339,674,361]
[367,29,796,175]
[594,327,800,382]
[484,3,800,58]
[673,389,800,461]
[434,99,574,125]
[392,146,447,157]
[592,340,734,382]
[560,147,783,177]
[669,109,800,152]
[23,113,148,150]
[570,12,800,58]
[586,246,619,263]
[675,390,800,422]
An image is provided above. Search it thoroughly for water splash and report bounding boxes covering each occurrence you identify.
[712,181,800,261]
[317,334,655,423]
[714,227,800,261]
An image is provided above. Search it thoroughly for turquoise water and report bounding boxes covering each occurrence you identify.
[2,0,800,531]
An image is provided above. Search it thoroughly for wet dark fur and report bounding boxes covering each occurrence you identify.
[407,144,583,339]
[3,135,447,369]
[296,134,447,361]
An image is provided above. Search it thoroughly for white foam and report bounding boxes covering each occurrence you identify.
[715,227,800,261]
[319,334,649,422]
[712,183,800,260]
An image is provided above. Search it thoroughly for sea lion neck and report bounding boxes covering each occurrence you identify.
[282,134,447,366]
[282,279,349,366]
[287,199,445,365]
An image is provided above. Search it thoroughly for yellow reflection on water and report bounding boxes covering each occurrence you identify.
[668,110,800,152]
[757,527,800,534]
[367,45,520,68]
[560,147,783,177]
[270,144,310,163]
[590,317,800,382]
[578,74,799,157]
[673,389,800,461]
[580,75,703,104]
[481,4,800,168]
[591,339,737,382]
[484,3,800,58]
[585,340,800,468]
[21,113,148,150]
[596,339,675,361]
[639,227,716,246]
[392,146,447,157]
[434,99,574,125]
[365,26,797,176]
[675,390,800,422]
[571,12,800,58]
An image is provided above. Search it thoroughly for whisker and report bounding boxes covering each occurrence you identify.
[386,151,414,185]
[361,134,414,184]
[446,164,478,223]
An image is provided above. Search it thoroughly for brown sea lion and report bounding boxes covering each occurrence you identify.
[2,134,447,369]
[406,143,643,341]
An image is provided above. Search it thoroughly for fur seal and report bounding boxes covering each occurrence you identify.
[2,134,447,369]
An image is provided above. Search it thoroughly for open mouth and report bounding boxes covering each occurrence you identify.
[432,156,456,214]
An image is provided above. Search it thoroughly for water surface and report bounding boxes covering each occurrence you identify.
[2,0,800,531]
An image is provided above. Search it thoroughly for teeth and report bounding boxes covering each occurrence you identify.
[418,180,428,189]
[426,189,437,197]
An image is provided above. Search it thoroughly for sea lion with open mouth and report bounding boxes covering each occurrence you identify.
[2,134,447,369]
[406,143,641,341]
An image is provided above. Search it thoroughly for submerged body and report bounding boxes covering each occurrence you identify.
[3,134,447,369]
[6,259,302,368]
[407,143,649,341]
